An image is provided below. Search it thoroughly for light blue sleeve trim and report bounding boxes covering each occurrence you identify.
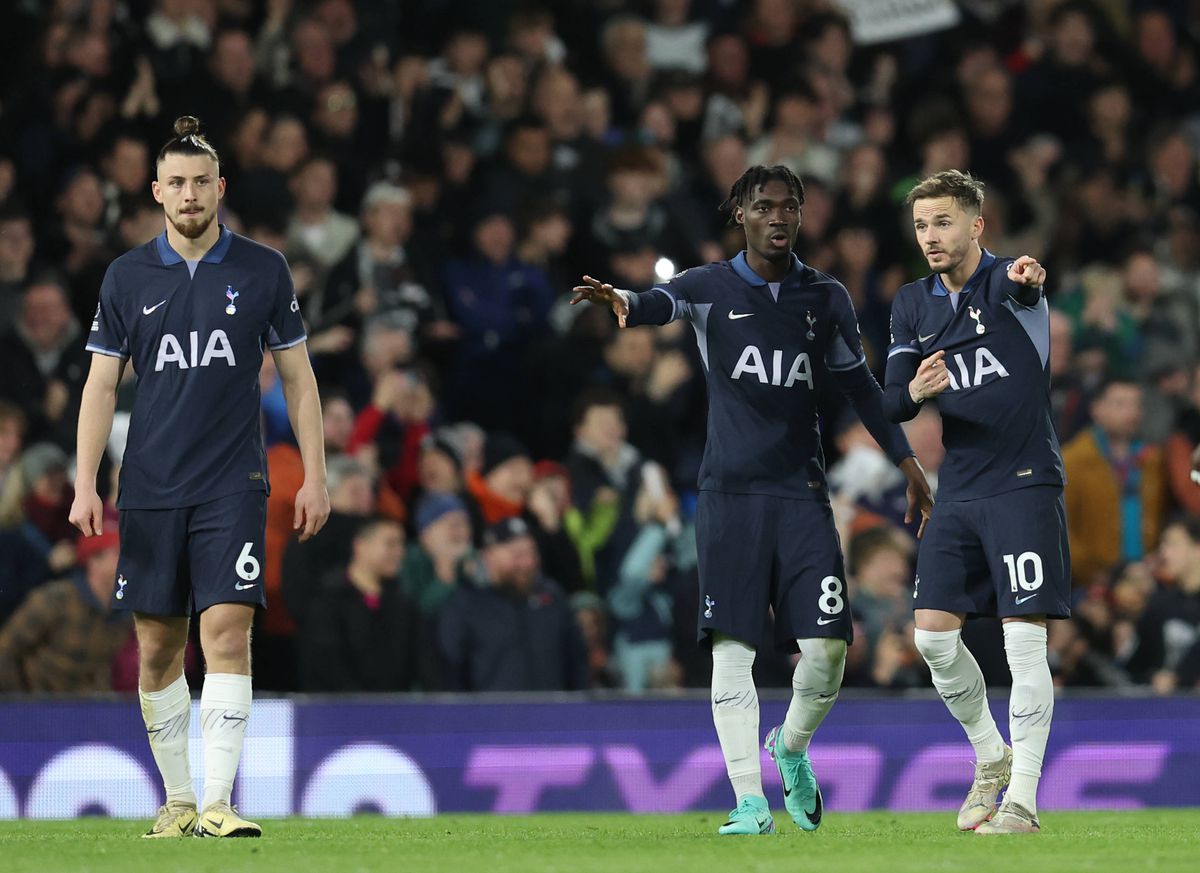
[268,334,308,351]
[887,346,921,358]
[826,354,868,372]
[85,344,129,359]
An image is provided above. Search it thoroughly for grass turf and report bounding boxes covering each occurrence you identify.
[1,810,1198,873]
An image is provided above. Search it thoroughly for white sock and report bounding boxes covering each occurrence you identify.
[914,628,1006,764]
[782,638,846,753]
[711,636,763,802]
[200,673,252,809]
[139,674,196,807]
[1003,623,1052,816]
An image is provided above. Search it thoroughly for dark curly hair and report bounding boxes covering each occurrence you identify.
[719,165,805,224]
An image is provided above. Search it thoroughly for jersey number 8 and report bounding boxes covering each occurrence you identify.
[818,576,845,615]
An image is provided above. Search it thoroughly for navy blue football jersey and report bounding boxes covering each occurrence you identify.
[86,227,307,509]
[885,250,1064,500]
[626,252,909,499]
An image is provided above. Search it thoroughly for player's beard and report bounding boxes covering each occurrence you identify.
[928,242,969,275]
[169,209,216,239]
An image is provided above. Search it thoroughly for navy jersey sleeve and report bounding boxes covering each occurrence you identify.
[85,263,130,359]
[993,256,1043,308]
[825,284,911,462]
[265,255,308,350]
[625,268,698,327]
[824,282,868,372]
[883,290,924,422]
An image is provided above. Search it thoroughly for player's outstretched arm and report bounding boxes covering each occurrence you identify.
[69,353,126,537]
[274,342,330,542]
[1006,255,1046,306]
[570,274,679,327]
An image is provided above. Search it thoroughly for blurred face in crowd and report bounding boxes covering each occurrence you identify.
[486,456,534,504]
[59,169,106,226]
[420,508,471,556]
[1051,9,1095,67]
[1158,524,1200,587]
[21,283,75,349]
[264,117,309,173]
[507,126,551,176]
[446,31,488,76]
[0,413,23,470]
[911,196,983,277]
[1136,11,1176,69]
[736,179,802,264]
[293,19,335,85]
[1048,309,1073,377]
[364,198,412,246]
[315,82,358,139]
[1152,133,1195,198]
[354,521,406,579]
[0,216,34,275]
[291,160,337,212]
[315,0,358,46]
[322,396,354,452]
[707,34,748,91]
[1089,83,1131,132]
[485,534,540,593]
[965,67,1012,136]
[903,406,944,473]
[1123,252,1161,303]
[576,403,627,456]
[153,152,224,240]
[1091,382,1143,442]
[330,471,374,515]
[834,227,876,274]
[533,68,582,139]
[605,327,656,379]
[118,206,165,248]
[211,30,255,95]
[605,19,649,83]
[842,143,885,202]
[474,215,515,265]
[419,444,461,494]
[856,544,910,598]
[104,137,149,195]
[704,135,747,195]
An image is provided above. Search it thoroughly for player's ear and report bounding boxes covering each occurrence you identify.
[151,180,163,204]
[972,213,984,240]
[217,177,227,200]
[734,207,744,226]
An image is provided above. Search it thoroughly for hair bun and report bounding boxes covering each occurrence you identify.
[173,116,201,138]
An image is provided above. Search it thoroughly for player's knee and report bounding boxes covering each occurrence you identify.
[797,638,846,678]
[711,636,756,684]
[201,624,252,664]
[913,627,961,669]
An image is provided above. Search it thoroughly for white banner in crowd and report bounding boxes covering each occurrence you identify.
[835,0,962,45]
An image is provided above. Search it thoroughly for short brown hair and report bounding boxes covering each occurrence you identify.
[905,169,985,214]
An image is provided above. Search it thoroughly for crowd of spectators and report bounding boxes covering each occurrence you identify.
[1,0,1200,696]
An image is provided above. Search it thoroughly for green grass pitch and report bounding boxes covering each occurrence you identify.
[2,811,1198,873]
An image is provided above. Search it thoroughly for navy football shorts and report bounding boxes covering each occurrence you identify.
[914,485,1071,620]
[112,491,268,616]
[695,491,852,651]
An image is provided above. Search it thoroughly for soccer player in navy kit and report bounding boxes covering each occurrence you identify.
[883,170,1068,835]
[573,166,933,835]
[68,117,330,838]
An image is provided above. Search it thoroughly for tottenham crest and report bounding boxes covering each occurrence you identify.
[225,285,239,315]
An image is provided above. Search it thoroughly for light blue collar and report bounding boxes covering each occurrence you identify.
[931,249,995,297]
[156,225,233,266]
[730,250,803,287]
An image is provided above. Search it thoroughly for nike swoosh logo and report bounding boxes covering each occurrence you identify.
[234,582,258,591]
[1015,594,1037,605]
[918,333,937,343]
[816,616,839,625]
[728,312,754,320]
[143,300,166,315]
[221,714,248,724]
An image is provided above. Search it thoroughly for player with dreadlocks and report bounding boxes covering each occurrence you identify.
[572,165,933,834]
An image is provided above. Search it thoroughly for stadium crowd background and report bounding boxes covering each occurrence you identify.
[0,0,1199,696]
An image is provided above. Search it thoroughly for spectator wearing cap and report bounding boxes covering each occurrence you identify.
[400,493,477,618]
[466,432,534,527]
[442,212,554,430]
[0,528,131,691]
[524,460,590,594]
[297,517,438,692]
[11,442,77,555]
[438,516,589,691]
